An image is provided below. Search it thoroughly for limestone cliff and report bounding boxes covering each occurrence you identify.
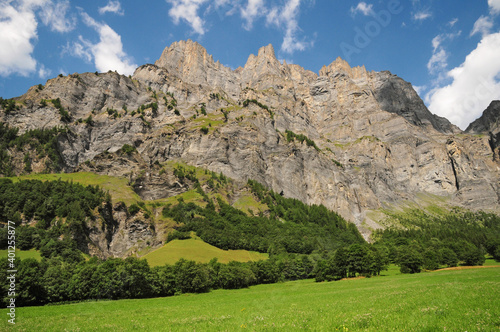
[1,40,499,243]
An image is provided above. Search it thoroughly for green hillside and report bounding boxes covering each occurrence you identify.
[10,172,140,205]
[143,236,268,266]
[0,249,41,261]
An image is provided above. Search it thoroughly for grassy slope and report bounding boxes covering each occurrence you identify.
[0,249,41,261]
[143,237,268,266]
[2,267,499,331]
[9,172,140,205]
[7,169,269,265]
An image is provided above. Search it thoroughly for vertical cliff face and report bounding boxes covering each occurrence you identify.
[1,40,499,241]
[466,101,500,155]
[154,40,241,99]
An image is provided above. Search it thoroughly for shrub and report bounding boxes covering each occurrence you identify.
[84,115,94,126]
[128,204,141,216]
[120,144,137,155]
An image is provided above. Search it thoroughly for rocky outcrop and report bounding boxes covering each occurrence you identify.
[466,101,500,158]
[466,101,500,134]
[1,40,500,242]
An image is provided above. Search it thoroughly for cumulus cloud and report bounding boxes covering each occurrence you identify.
[166,0,209,35]
[0,0,75,77]
[470,15,494,37]
[99,0,124,16]
[489,0,500,14]
[0,1,39,76]
[427,32,500,129]
[351,2,374,17]
[70,12,137,75]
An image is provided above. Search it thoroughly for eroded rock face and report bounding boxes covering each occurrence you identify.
[85,202,158,258]
[466,101,500,158]
[2,40,500,244]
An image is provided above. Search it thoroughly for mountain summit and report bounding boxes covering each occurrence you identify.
[1,40,499,242]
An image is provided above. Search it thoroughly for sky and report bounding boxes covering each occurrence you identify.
[1,0,500,130]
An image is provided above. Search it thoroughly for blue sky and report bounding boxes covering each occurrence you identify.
[1,0,500,129]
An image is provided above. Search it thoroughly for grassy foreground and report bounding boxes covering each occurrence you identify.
[143,237,268,266]
[2,267,499,331]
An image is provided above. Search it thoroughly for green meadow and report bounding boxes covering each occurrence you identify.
[142,237,268,266]
[0,249,41,261]
[2,266,498,331]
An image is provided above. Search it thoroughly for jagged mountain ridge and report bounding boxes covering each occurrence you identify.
[1,39,499,240]
[466,101,500,158]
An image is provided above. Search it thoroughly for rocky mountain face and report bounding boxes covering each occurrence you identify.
[2,40,500,245]
[466,101,500,157]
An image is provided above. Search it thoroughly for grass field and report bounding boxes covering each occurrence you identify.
[2,266,498,331]
[9,172,141,205]
[0,249,41,261]
[142,237,268,266]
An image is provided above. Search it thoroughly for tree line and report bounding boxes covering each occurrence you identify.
[163,179,365,255]
[371,208,500,272]
[0,178,111,254]
[0,245,389,307]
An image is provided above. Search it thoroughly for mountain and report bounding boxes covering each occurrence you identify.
[466,101,500,157]
[1,40,499,247]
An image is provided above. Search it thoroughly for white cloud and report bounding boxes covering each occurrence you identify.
[73,12,137,75]
[163,0,311,54]
[40,0,75,32]
[471,15,494,37]
[448,18,458,27]
[427,32,461,75]
[427,32,500,129]
[241,0,266,30]
[214,0,230,7]
[0,0,76,77]
[166,0,209,35]
[351,2,374,17]
[413,10,431,21]
[65,36,92,62]
[266,0,311,54]
[99,0,124,16]
[38,64,51,78]
[427,49,448,74]
[413,85,426,97]
[0,1,39,76]
[489,0,500,14]
[431,35,443,51]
